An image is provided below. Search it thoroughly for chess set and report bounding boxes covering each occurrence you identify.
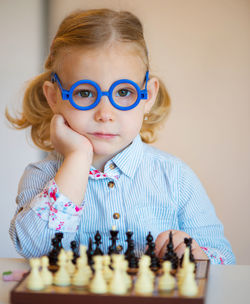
[10,228,210,304]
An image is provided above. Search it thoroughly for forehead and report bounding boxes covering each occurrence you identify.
[55,42,146,85]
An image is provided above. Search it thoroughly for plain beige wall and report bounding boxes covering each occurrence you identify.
[48,0,250,264]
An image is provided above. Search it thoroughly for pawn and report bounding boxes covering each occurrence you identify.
[179,262,198,296]
[135,258,154,295]
[102,255,113,283]
[53,249,71,286]
[138,255,154,282]
[40,256,53,285]
[66,250,75,277]
[109,254,127,295]
[79,245,92,278]
[27,258,45,290]
[72,257,90,287]
[158,261,175,292]
[122,259,132,289]
[89,255,107,294]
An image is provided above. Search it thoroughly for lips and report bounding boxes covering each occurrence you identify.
[90,132,118,139]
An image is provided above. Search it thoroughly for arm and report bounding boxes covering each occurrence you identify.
[9,114,93,258]
[177,161,236,264]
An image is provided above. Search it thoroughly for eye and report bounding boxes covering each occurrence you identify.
[74,90,94,98]
[116,89,131,97]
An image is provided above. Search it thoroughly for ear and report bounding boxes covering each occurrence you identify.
[43,80,58,113]
[144,76,159,113]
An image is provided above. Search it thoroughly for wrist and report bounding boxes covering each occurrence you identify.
[66,149,93,164]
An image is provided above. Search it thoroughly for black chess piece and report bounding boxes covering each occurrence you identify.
[48,235,61,266]
[55,232,63,250]
[145,231,154,256]
[108,228,120,255]
[125,239,138,269]
[148,242,160,270]
[70,240,79,265]
[125,230,133,258]
[87,237,94,267]
[163,230,179,270]
[144,232,160,269]
[93,230,104,256]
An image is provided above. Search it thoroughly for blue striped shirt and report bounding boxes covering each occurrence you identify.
[9,134,235,264]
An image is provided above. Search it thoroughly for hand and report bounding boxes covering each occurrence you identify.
[155,230,208,260]
[50,114,93,159]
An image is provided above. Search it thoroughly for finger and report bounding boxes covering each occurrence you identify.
[158,239,169,258]
[174,242,186,259]
[192,247,209,260]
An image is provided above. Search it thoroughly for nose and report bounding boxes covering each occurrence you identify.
[94,96,115,122]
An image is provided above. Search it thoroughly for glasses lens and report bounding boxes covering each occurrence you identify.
[72,83,97,107]
[112,83,138,107]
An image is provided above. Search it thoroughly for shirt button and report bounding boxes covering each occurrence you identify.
[108,181,115,188]
[109,163,116,170]
[113,212,120,220]
[116,245,123,252]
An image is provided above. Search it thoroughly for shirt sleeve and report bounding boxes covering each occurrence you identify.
[9,162,84,259]
[177,161,236,264]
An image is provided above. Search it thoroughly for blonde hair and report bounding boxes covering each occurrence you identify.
[6,8,171,151]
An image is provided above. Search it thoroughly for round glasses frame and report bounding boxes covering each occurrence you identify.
[51,72,149,111]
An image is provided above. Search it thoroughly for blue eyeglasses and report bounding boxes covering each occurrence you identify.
[51,71,149,111]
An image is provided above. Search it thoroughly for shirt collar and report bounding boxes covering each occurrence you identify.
[54,134,144,179]
[111,134,144,178]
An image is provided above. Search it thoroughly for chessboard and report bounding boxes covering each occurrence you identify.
[10,259,209,304]
[10,229,210,304]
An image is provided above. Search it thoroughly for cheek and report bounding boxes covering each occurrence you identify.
[60,109,90,134]
[121,111,144,134]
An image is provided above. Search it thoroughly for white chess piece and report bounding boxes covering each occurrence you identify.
[66,250,75,277]
[109,254,127,294]
[40,256,53,285]
[134,255,155,295]
[138,255,154,282]
[135,259,154,295]
[89,255,107,293]
[177,247,190,287]
[72,257,90,287]
[158,261,175,292]
[27,258,45,290]
[102,255,113,283]
[53,249,71,286]
[122,259,132,289]
[79,245,92,278]
[179,262,198,296]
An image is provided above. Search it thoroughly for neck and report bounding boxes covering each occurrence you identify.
[92,154,112,172]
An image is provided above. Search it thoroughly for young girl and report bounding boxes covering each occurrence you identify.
[7,8,235,264]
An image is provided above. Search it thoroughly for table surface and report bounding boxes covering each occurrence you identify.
[0,258,250,304]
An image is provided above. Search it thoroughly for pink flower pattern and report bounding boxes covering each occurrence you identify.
[201,246,225,264]
[30,179,84,232]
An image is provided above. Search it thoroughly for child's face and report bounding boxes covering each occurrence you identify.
[46,43,159,167]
